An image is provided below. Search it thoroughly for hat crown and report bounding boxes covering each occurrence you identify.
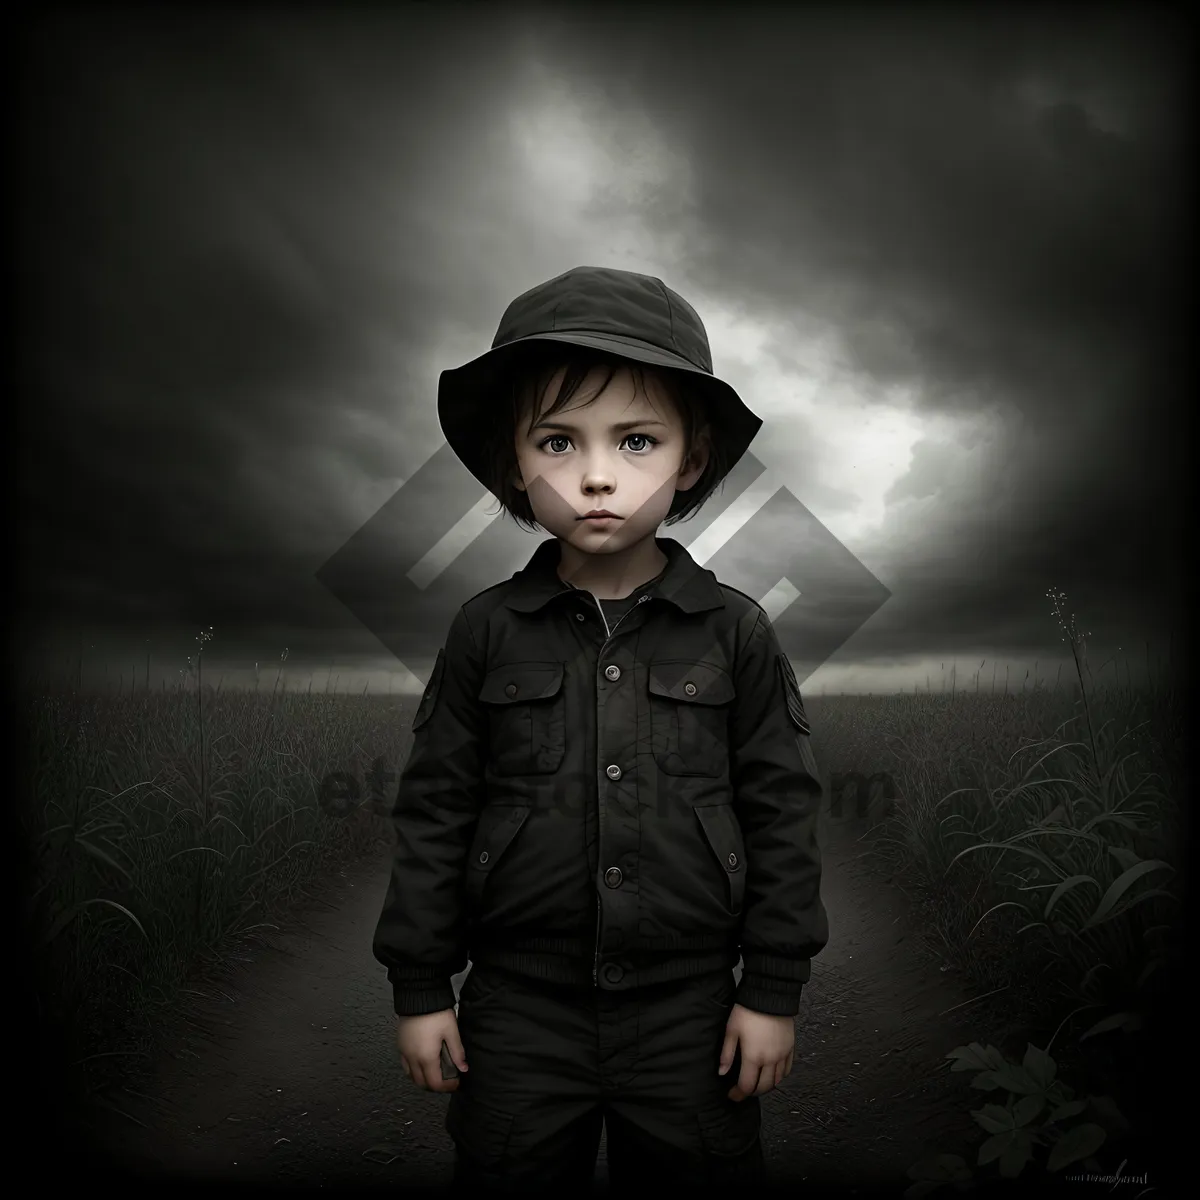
[492,266,714,375]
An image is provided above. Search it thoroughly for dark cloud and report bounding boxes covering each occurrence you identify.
[524,5,1188,660]
[12,5,1189,689]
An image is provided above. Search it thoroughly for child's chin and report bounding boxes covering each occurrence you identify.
[565,523,632,548]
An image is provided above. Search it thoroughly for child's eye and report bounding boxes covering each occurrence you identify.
[536,434,659,454]
[623,433,657,452]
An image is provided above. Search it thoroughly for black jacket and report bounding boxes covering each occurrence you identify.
[372,535,829,1018]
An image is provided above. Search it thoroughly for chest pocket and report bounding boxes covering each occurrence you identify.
[647,660,735,777]
[478,662,566,776]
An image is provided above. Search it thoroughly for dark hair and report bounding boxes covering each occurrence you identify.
[479,344,732,533]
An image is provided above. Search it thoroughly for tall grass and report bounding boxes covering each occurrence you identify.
[807,595,1181,1143]
[21,639,413,1110]
[811,677,1179,1004]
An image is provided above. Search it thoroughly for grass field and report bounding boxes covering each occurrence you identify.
[20,622,1182,1153]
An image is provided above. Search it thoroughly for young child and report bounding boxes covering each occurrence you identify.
[373,265,829,1189]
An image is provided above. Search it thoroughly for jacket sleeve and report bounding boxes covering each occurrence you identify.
[372,605,487,1016]
[729,608,830,1017]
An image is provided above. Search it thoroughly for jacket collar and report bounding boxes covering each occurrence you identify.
[503,535,726,615]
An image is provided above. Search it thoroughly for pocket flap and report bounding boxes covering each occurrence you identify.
[468,806,531,874]
[648,660,735,705]
[478,662,564,705]
[694,805,744,875]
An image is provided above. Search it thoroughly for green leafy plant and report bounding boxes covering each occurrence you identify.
[905,1040,1131,1195]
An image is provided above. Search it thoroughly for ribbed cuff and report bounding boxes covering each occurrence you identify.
[392,978,457,1017]
[735,971,804,1017]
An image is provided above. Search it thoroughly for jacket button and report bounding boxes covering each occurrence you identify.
[604,664,621,681]
[479,850,489,865]
[504,683,517,697]
[604,866,623,888]
[603,963,624,984]
[684,681,697,696]
[726,852,738,869]
[606,764,622,780]
[575,612,585,622]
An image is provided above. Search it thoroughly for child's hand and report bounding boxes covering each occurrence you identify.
[396,1010,468,1093]
[717,1004,796,1101]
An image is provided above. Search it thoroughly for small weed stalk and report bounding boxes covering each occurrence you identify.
[1048,588,1098,791]
[190,627,214,932]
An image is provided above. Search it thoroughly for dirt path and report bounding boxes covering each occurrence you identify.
[86,812,991,1191]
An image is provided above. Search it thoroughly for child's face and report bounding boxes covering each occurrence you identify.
[512,364,707,555]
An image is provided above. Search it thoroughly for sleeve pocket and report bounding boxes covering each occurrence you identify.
[412,648,446,732]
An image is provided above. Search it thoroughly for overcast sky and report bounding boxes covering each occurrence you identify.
[14,5,1189,695]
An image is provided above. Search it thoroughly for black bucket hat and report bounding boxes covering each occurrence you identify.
[437,265,763,493]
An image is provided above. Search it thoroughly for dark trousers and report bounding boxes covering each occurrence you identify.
[446,962,765,1191]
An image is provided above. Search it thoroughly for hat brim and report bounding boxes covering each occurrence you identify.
[438,332,763,491]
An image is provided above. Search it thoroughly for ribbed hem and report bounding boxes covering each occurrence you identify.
[471,946,738,990]
[385,938,810,1013]
[480,934,593,960]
